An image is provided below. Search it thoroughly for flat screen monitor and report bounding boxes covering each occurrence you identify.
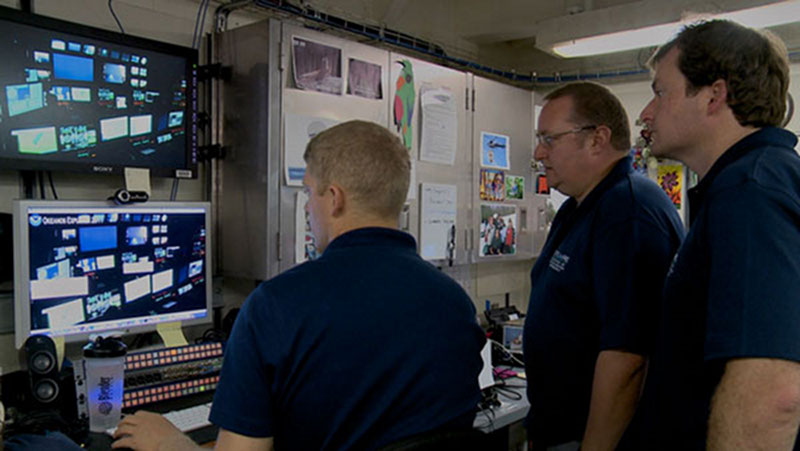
[13,200,212,348]
[0,6,198,178]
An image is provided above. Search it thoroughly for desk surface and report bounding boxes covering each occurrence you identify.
[473,375,529,433]
[73,373,529,450]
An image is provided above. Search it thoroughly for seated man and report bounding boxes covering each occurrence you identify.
[111,120,486,451]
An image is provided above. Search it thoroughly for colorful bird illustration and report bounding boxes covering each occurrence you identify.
[393,59,415,150]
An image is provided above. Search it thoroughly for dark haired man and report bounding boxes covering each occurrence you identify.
[638,20,800,449]
[524,82,684,450]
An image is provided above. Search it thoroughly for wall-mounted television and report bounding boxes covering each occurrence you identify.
[0,6,198,178]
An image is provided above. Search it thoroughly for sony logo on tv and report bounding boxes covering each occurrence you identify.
[92,166,113,173]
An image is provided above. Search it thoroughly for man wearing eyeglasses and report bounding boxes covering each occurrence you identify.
[523,82,684,451]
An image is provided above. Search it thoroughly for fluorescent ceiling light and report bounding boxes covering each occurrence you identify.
[552,0,800,58]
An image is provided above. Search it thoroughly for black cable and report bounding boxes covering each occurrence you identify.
[193,0,212,50]
[21,171,35,199]
[38,171,45,199]
[191,0,206,49]
[47,171,58,200]
[170,178,179,201]
[476,400,496,431]
[198,0,211,44]
[108,0,125,34]
[493,384,523,400]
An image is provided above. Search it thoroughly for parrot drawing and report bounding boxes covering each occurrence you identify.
[393,59,415,150]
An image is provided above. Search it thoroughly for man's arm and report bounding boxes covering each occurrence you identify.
[215,428,273,451]
[111,410,273,451]
[708,358,800,450]
[581,350,646,451]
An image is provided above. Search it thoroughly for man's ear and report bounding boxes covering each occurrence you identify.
[707,79,729,115]
[329,183,346,217]
[589,125,612,154]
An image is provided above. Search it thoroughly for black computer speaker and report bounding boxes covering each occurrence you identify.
[24,335,60,404]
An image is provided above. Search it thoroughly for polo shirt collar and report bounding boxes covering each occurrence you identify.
[688,127,797,223]
[575,155,633,210]
[324,227,416,254]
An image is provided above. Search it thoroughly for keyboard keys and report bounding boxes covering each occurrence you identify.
[105,402,213,436]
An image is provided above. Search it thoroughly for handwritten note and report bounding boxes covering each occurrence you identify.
[420,183,457,260]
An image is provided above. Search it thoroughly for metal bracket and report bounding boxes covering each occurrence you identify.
[197,63,232,82]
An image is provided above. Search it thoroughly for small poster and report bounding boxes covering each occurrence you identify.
[347,58,382,99]
[481,132,510,169]
[630,146,648,175]
[284,113,339,186]
[295,191,319,263]
[505,175,524,200]
[544,189,569,232]
[657,164,683,209]
[393,59,415,150]
[480,169,505,201]
[419,87,457,165]
[292,36,343,95]
[479,203,517,257]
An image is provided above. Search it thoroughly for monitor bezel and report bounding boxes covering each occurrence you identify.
[0,6,198,178]
[13,200,213,349]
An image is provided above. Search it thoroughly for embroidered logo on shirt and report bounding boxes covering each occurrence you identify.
[549,250,570,272]
[666,248,681,278]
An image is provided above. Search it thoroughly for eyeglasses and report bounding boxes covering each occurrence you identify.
[535,125,597,148]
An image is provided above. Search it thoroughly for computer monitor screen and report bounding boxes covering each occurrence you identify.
[13,201,212,348]
[0,6,198,178]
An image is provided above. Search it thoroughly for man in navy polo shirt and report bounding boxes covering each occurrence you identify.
[637,20,800,450]
[524,82,684,450]
[111,121,486,451]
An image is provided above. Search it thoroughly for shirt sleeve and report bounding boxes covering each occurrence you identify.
[209,289,278,437]
[592,217,678,354]
[704,182,800,362]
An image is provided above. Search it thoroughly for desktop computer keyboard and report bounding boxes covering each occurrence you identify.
[106,401,213,436]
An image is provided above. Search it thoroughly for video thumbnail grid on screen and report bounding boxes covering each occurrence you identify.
[26,209,207,336]
[0,19,189,169]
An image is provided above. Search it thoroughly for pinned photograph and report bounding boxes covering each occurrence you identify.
[481,131,510,169]
[658,164,683,209]
[535,174,550,195]
[347,58,382,99]
[296,191,319,263]
[503,325,524,352]
[292,36,343,95]
[479,203,517,257]
[505,175,524,200]
[480,169,505,201]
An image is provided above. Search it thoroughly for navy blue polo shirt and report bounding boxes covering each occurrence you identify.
[637,127,800,450]
[523,156,684,445]
[209,227,486,450]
